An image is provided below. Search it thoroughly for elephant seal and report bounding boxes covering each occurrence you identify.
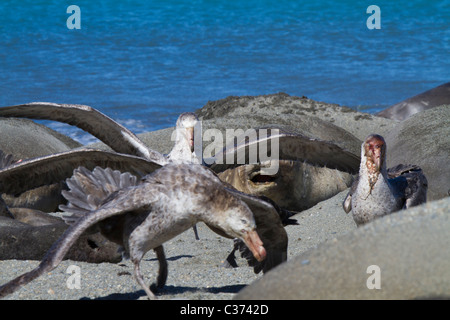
[0,149,161,263]
[0,164,270,300]
[0,101,355,219]
[235,196,450,300]
[210,127,358,212]
[0,118,81,212]
[0,216,122,263]
[377,82,450,121]
[384,105,449,201]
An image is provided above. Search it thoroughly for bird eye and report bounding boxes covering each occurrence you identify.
[240,219,248,225]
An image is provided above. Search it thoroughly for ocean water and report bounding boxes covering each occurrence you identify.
[0,0,449,144]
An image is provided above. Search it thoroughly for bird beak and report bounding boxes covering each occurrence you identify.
[372,148,383,171]
[243,230,267,262]
[186,127,194,151]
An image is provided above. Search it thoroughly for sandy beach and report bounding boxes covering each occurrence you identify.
[0,190,355,300]
[0,97,448,300]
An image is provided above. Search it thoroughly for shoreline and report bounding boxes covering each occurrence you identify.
[0,97,448,300]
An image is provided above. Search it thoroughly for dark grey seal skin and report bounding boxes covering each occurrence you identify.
[0,149,161,263]
[210,127,359,212]
[8,208,63,226]
[0,118,81,160]
[0,216,122,262]
[194,92,395,141]
[384,105,449,201]
[0,118,81,212]
[377,82,450,121]
[2,183,66,213]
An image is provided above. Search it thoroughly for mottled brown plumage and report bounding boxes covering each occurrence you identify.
[0,148,161,196]
[0,103,292,273]
[0,164,267,300]
[0,104,203,238]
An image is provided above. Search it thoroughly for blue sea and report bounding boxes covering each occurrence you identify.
[1,0,449,144]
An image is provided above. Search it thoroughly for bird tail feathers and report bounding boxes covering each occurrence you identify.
[59,166,138,224]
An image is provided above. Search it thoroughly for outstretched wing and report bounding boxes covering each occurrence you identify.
[210,127,360,174]
[60,166,140,224]
[388,164,428,209]
[0,181,162,298]
[0,148,161,196]
[0,102,167,165]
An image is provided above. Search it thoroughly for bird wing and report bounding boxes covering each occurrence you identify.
[0,102,167,165]
[0,182,161,299]
[342,175,359,213]
[0,148,161,196]
[210,127,360,174]
[59,166,140,224]
[387,164,428,209]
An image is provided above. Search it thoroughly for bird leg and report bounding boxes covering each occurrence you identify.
[133,260,156,300]
[150,245,168,293]
[221,247,239,268]
[192,225,200,240]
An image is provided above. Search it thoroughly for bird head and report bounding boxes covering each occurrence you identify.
[175,112,199,152]
[363,134,386,188]
[215,202,267,263]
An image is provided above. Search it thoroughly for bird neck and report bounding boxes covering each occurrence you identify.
[168,129,202,164]
[359,153,389,192]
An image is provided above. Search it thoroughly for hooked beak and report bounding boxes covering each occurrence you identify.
[243,230,267,262]
[372,148,383,171]
[186,127,194,151]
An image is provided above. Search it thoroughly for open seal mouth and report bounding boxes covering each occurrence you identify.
[248,166,278,185]
[250,173,277,184]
